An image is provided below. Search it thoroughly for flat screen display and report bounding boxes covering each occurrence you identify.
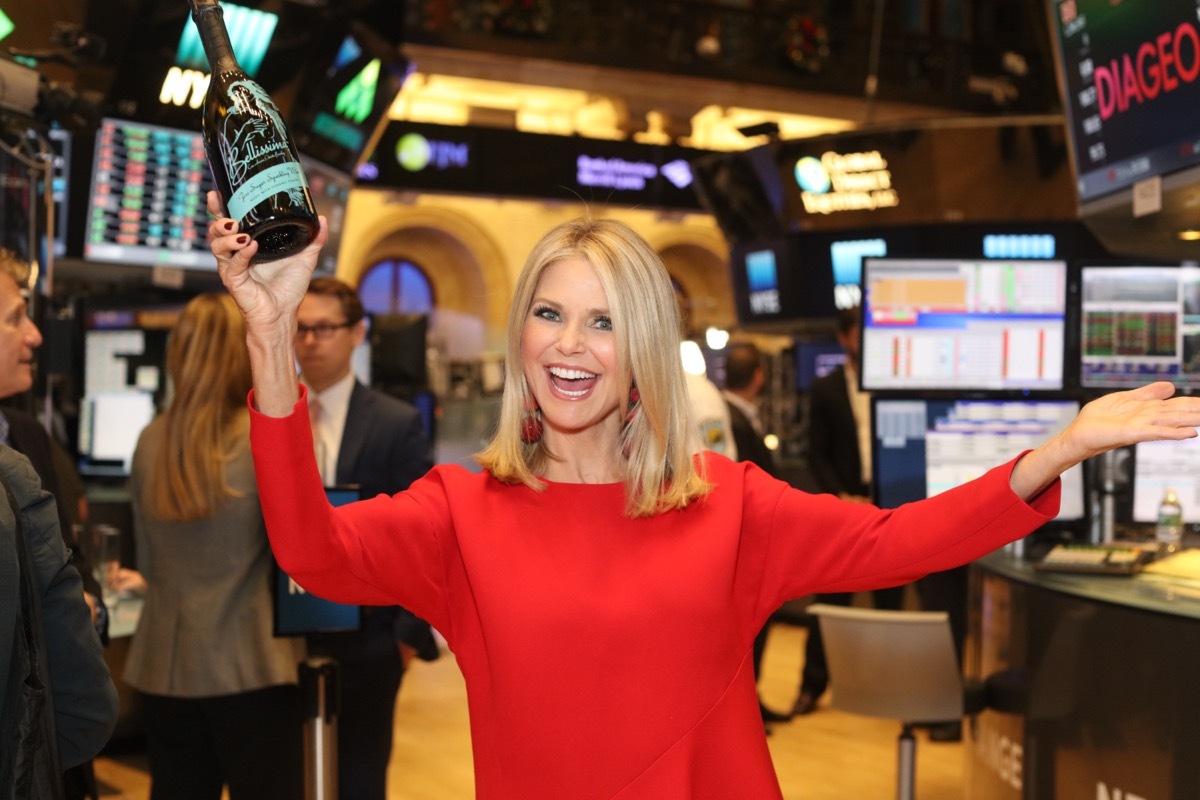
[1131,438,1200,524]
[1049,0,1200,203]
[274,485,363,636]
[729,236,837,325]
[872,397,1086,524]
[46,128,72,259]
[77,306,180,476]
[860,257,1069,392]
[299,155,352,276]
[84,117,217,270]
[795,340,845,392]
[289,28,411,175]
[1078,264,1200,389]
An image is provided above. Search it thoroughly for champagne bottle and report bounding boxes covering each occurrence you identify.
[187,0,317,262]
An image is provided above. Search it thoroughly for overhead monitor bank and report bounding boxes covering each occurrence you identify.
[728,221,1105,330]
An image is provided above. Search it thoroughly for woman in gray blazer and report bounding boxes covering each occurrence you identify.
[123,294,305,800]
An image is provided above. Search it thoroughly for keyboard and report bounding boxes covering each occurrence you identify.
[1033,543,1156,575]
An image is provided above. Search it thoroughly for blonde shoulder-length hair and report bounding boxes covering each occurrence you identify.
[143,293,253,522]
[476,217,711,517]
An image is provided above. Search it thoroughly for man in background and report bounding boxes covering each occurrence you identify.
[0,248,115,798]
[296,277,439,800]
[795,306,905,716]
[720,342,790,727]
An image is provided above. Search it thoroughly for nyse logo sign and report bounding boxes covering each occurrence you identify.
[160,67,210,109]
[745,248,780,315]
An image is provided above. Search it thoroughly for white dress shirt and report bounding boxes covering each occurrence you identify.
[302,371,356,485]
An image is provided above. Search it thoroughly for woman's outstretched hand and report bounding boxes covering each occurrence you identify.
[1012,381,1200,501]
[205,191,328,335]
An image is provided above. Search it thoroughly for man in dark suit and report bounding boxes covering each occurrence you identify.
[795,306,905,717]
[296,277,438,800]
[721,342,791,727]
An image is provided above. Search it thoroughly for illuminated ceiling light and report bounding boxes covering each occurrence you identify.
[0,10,14,42]
[1178,230,1200,242]
[683,106,854,152]
[705,326,730,350]
[680,340,707,376]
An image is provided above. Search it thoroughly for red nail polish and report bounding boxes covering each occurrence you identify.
[222,221,235,232]
[236,235,249,245]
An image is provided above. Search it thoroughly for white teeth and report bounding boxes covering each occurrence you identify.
[549,367,597,380]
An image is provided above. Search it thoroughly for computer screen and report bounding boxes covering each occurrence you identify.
[78,392,157,476]
[872,397,1086,525]
[45,128,72,259]
[1130,438,1200,524]
[274,485,362,636]
[860,257,1069,392]
[1048,0,1200,204]
[289,25,411,175]
[729,236,837,325]
[77,306,179,476]
[299,155,352,276]
[84,117,217,270]
[1078,264,1200,390]
[794,340,845,392]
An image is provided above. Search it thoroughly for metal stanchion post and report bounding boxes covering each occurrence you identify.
[299,657,340,800]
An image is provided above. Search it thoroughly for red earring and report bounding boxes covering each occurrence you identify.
[521,395,543,444]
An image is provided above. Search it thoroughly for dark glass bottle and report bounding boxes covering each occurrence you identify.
[187,0,317,262]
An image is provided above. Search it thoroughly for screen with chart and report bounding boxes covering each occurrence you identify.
[1131,438,1200,524]
[860,258,1069,392]
[1078,264,1200,390]
[872,397,1086,524]
[84,117,217,270]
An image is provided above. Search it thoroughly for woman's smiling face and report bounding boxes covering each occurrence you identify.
[521,257,624,441]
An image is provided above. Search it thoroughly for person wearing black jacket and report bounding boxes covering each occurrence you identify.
[796,306,906,717]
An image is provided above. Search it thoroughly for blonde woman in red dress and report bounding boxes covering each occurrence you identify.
[207,193,1200,800]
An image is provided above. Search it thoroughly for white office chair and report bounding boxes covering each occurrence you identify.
[808,603,983,800]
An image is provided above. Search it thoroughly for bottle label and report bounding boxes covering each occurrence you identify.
[228,162,309,222]
[218,78,310,220]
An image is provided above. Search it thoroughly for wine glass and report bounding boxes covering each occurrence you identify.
[91,524,122,608]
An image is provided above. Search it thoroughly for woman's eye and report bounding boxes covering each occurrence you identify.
[593,316,613,331]
[532,305,560,322]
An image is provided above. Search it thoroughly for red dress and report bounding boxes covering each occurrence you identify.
[250,393,1058,799]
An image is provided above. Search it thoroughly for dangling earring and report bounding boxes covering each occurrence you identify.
[621,385,640,458]
[521,395,543,444]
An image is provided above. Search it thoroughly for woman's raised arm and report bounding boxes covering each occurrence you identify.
[205,191,327,416]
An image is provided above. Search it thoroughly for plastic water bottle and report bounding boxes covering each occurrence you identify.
[1155,487,1184,554]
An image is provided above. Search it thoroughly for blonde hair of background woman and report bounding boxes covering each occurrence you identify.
[477,217,710,517]
[144,293,252,521]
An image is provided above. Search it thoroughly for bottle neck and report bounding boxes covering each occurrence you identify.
[189,1,240,73]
